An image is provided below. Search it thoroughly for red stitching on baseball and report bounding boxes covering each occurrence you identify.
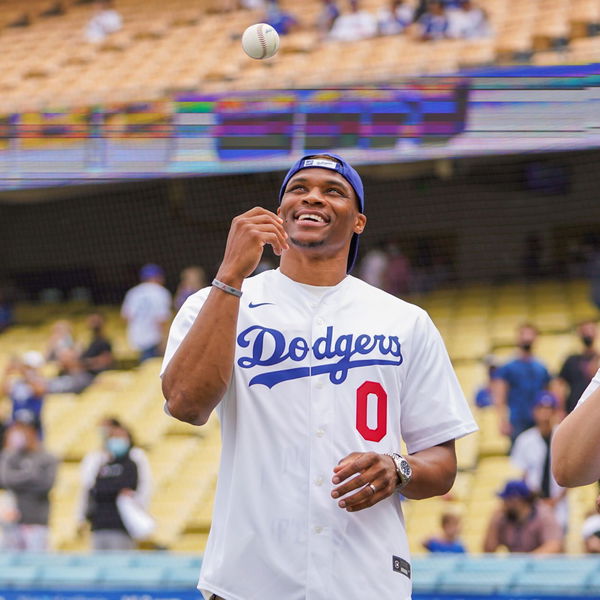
[257,24,267,59]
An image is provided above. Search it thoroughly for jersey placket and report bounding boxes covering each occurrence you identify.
[305,297,335,600]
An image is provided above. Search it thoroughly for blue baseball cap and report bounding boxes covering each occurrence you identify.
[140,263,164,281]
[534,390,558,409]
[498,480,531,499]
[278,153,365,273]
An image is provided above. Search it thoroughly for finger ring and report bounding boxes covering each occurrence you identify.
[368,483,377,495]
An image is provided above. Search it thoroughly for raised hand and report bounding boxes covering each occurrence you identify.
[217,207,289,285]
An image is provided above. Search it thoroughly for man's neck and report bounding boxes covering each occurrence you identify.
[280,255,348,287]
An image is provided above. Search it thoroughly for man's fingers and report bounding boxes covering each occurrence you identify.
[332,452,377,485]
[250,226,289,255]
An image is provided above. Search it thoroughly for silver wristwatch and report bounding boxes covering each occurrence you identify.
[386,452,412,491]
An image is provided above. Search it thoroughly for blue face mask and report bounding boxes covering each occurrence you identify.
[106,437,130,458]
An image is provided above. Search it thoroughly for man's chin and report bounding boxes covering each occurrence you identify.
[289,236,325,249]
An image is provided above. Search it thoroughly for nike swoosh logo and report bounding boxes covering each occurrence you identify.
[248,302,275,309]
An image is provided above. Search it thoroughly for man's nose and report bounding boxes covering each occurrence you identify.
[303,187,325,203]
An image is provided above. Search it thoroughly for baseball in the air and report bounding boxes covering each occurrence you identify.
[242,23,280,60]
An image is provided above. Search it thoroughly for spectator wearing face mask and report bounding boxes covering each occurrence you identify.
[556,321,599,415]
[0,418,58,551]
[491,323,551,444]
[76,418,152,550]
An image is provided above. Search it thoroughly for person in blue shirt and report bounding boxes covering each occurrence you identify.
[492,323,551,444]
[264,0,299,35]
[417,0,449,40]
[423,510,467,553]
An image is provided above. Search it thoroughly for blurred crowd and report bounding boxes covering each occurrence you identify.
[0,262,207,552]
[228,0,491,43]
[1,256,600,555]
[5,0,490,46]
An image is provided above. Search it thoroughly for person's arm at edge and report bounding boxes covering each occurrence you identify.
[161,208,288,426]
[551,385,600,487]
[491,377,510,436]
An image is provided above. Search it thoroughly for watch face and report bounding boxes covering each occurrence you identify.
[400,459,411,478]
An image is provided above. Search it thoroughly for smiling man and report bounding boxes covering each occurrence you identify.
[160,154,477,600]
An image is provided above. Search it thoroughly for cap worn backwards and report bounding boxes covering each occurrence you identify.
[278,153,365,273]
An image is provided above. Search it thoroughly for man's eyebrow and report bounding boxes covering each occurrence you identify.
[287,175,350,190]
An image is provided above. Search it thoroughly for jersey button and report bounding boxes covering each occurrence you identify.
[316,317,325,326]
[314,526,323,534]
[315,476,324,486]
[316,428,325,437]
[315,381,324,389]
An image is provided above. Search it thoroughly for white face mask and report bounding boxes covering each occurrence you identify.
[7,430,27,451]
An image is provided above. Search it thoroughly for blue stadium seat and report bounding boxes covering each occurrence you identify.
[412,568,444,594]
[411,555,461,574]
[511,570,590,596]
[457,554,530,575]
[102,566,168,587]
[38,565,103,587]
[0,552,19,568]
[130,551,201,569]
[79,552,136,569]
[0,565,41,587]
[585,571,600,596]
[528,556,600,574]
[438,569,516,594]
[164,565,202,588]
[12,553,81,568]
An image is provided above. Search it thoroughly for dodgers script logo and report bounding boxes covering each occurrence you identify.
[237,325,403,388]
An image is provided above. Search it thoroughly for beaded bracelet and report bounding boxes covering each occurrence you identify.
[212,278,243,298]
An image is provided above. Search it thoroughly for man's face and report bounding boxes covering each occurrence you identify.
[517,326,537,348]
[533,404,555,429]
[278,168,365,259]
[503,496,526,520]
[579,322,597,343]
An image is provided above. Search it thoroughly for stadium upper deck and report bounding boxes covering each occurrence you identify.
[0,0,598,113]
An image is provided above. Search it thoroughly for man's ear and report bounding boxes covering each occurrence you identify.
[355,213,367,235]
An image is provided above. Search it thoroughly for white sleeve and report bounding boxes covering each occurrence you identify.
[510,434,528,473]
[76,452,102,523]
[575,368,600,407]
[131,448,153,510]
[400,310,478,454]
[160,288,209,377]
[121,288,133,320]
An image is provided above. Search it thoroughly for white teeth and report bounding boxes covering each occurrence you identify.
[298,214,325,222]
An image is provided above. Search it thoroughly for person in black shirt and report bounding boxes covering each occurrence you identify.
[557,321,599,415]
[87,423,138,550]
[80,313,114,376]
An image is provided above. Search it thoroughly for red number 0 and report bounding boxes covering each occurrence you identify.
[356,381,387,442]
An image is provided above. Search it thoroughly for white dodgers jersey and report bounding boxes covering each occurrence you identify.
[162,269,477,600]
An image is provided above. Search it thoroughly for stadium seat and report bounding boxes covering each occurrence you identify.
[511,570,591,596]
[0,565,41,587]
[38,565,103,587]
[438,569,517,594]
[102,565,168,587]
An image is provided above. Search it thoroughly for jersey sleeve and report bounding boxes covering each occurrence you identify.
[400,310,478,454]
[160,289,208,378]
[575,367,600,407]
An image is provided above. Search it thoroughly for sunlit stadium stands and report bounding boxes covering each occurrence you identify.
[0,0,599,112]
[1,276,598,556]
